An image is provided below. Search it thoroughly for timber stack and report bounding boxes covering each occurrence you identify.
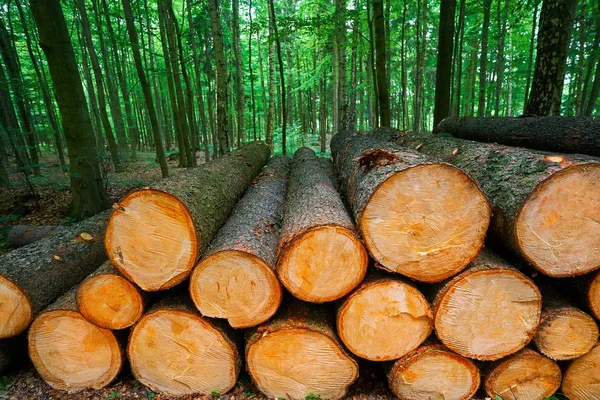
[0,120,598,399]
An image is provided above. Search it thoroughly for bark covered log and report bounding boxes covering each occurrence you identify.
[438,116,600,157]
[330,129,490,283]
[7,225,68,248]
[429,249,542,361]
[246,300,358,400]
[277,147,368,302]
[190,155,290,328]
[105,142,270,291]
[127,294,241,396]
[336,271,432,361]
[76,260,146,330]
[386,342,480,400]
[0,210,109,339]
[389,128,600,277]
[28,285,123,392]
[562,342,600,400]
[482,348,561,400]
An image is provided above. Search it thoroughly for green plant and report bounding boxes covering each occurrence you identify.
[244,391,257,398]
[104,392,120,400]
[211,390,221,397]
[0,376,11,392]
[146,391,157,399]
[545,394,570,400]
[305,394,322,400]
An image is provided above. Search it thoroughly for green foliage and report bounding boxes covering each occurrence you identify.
[211,390,221,397]
[244,390,258,398]
[305,394,322,400]
[0,376,12,392]
[103,392,120,400]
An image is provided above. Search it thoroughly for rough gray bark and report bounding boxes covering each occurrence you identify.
[433,0,456,127]
[7,225,68,248]
[438,116,600,157]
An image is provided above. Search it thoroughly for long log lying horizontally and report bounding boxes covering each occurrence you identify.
[0,209,110,339]
[562,342,600,400]
[7,225,68,248]
[76,261,145,330]
[386,342,480,400]
[430,249,541,361]
[277,148,368,302]
[437,116,600,157]
[246,301,359,400]
[28,286,123,392]
[190,155,289,328]
[105,142,270,291]
[389,128,600,277]
[336,272,432,361]
[330,130,491,283]
[127,295,241,396]
[483,348,561,400]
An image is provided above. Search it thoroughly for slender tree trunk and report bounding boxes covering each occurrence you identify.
[348,16,359,132]
[414,0,426,131]
[248,0,257,141]
[401,0,408,129]
[576,1,586,115]
[467,38,479,116]
[373,0,390,127]
[494,0,509,116]
[433,0,456,128]
[266,27,275,150]
[257,30,267,140]
[335,0,349,130]
[367,3,378,128]
[581,1,600,113]
[268,0,286,154]
[319,52,327,153]
[478,0,492,117]
[524,2,539,112]
[232,0,245,146]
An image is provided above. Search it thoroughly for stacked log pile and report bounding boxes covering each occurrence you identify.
[2,121,600,400]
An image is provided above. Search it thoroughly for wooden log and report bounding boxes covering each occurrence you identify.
[7,225,68,248]
[76,260,145,330]
[0,209,110,339]
[430,249,542,361]
[190,155,290,328]
[437,116,600,157]
[277,147,368,302]
[562,342,600,400]
[27,285,123,392]
[483,348,561,400]
[565,271,600,320]
[388,127,600,278]
[386,342,480,400]
[246,300,359,400]
[532,287,598,361]
[330,130,490,283]
[127,294,241,396]
[336,272,433,361]
[105,142,270,291]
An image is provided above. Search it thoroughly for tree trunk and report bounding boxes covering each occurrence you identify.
[337,272,432,361]
[483,348,562,400]
[437,115,600,156]
[190,155,290,328]
[7,225,68,248]
[335,0,348,130]
[105,142,269,291]
[246,301,358,400]
[433,0,456,127]
[400,1,408,128]
[494,0,509,116]
[585,55,600,115]
[232,0,245,146]
[525,0,578,115]
[319,57,327,153]
[413,0,426,131]
[266,5,276,150]
[31,0,109,217]
[28,286,123,392]
[387,342,480,400]
[330,129,490,282]
[478,0,492,117]
[562,343,600,400]
[268,0,286,154]
[208,0,230,155]
[127,295,241,396]
[523,2,539,111]
[122,0,168,177]
[566,271,600,321]
[373,0,389,127]
[277,147,368,302]
[394,128,600,278]
[450,0,466,117]
[248,0,257,141]
[76,260,145,330]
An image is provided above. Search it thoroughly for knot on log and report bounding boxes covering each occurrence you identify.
[356,149,401,172]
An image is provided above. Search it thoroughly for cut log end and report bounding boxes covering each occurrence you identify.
[387,345,480,400]
[28,310,122,392]
[247,328,358,400]
[278,226,368,302]
[516,163,600,277]
[0,275,31,338]
[533,307,599,360]
[589,273,600,319]
[105,189,198,291]
[360,164,490,282]
[128,309,238,395]
[562,344,600,400]
[190,250,282,328]
[435,269,541,360]
[337,280,432,361]
[77,274,144,330]
[484,350,562,400]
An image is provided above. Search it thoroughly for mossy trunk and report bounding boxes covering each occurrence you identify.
[7,225,68,248]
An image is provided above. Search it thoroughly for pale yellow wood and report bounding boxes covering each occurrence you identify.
[0,275,31,338]
[278,226,368,302]
[589,273,600,319]
[190,250,281,328]
[360,164,491,282]
[484,350,562,400]
[516,164,600,276]
[105,189,198,291]
[563,343,600,400]
[28,310,122,392]
[247,328,358,400]
[128,309,237,396]
[77,274,144,330]
[337,280,432,361]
